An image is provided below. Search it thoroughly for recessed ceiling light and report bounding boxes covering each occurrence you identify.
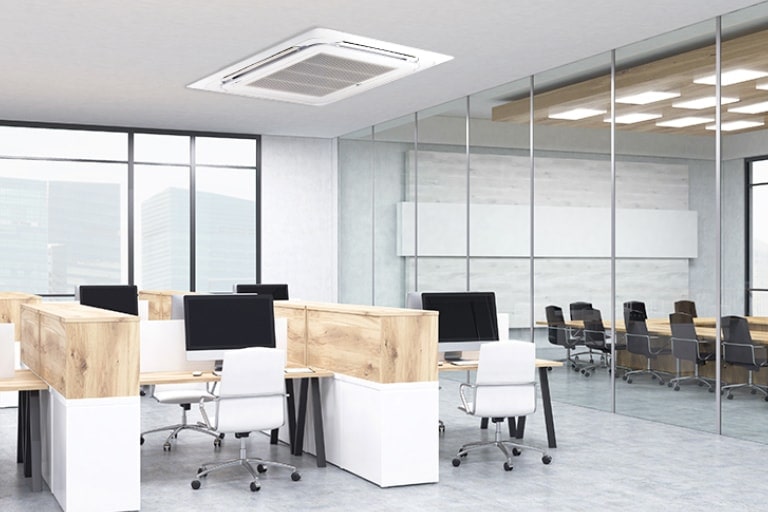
[694,69,768,86]
[672,96,739,109]
[705,120,765,131]
[548,107,606,120]
[605,113,662,124]
[728,101,768,114]
[187,28,453,105]
[656,117,713,128]
[616,91,680,105]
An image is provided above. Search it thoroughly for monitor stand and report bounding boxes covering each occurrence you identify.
[443,350,463,362]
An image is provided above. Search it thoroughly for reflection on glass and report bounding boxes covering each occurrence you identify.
[0,160,126,293]
[134,134,190,164]
[195,137,256,167]
[195,167,256,292]
[134,165,190,290]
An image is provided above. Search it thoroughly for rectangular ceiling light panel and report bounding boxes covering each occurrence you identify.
[188,28,452,105]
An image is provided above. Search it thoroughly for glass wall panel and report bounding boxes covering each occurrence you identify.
[134,164,190,290]
[468,79,532,341]
[614,21,717,431]
[0,159,127,293]
[721,4,768,443]
[373,115,415,307]
[195,137,256,167]
[194,166,256,292]
[338,128,374,305]
[134,134,190,164]
[0,127,127,160]
[412,99,469,300]
[530,53,613,412]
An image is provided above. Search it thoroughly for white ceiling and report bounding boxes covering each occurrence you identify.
[0,0,763,138]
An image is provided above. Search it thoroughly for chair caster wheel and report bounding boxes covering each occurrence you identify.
[667,382,673,387]
[674,386,680,391]
[197,467,207,477]
[626,378,632,384]
[751,389,758,395]
[163,443,171,452]
[512,447,522,456]
[698,382,705,387]
[291,471,301,482]
[191,480,201,490]
[542,455,552,465]
[727,394,734,399]
[257,464,268,473]
[659,380,665,386]
[250,481,261,492]
[622,375,628,381]
[140,436,145,445]
[503,462,513,471]
[213,438,221,448]
[583,372,590,377]
[452,458,461,467]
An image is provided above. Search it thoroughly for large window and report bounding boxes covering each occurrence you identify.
[0,125,260,295]
[749,157,768,314]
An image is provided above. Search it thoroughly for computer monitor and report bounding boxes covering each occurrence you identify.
[405,291,423,310]
[77,285,139,316]
[233,283,289,300]
[183,294,276,361]
[420,292,499,358]
[171,294,187,319]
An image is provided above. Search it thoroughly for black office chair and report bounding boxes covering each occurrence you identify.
[721,315,768,400]
[667,312,715,392]
[673,300,697,318]
[622,300,647,325]
[545,305,584,370]
[568,302,594,368]
[623,312,672,385]
[579,308,615,377]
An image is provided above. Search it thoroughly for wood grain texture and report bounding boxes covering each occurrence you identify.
[0,292,42,340]
[274,302,309,365]
[138,290,189,320]
[20,303,139,399]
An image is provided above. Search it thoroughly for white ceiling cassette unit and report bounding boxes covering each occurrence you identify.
[188,28,453,106]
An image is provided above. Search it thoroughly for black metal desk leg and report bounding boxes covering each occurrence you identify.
[310,378,326,467]
[514,416,526,438]
[538,366,557,448]
[28,390,42,492]
[480,417,489,429]
[17,390,27,464]
[292,378,310,456]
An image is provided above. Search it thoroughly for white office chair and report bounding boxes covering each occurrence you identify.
[191,347,301,492]
[140,383,223,451]
[452,341,552,471]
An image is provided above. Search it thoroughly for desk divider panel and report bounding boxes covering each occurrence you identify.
[138,290,189,320]
[0,291,42,341]
[20,303,139,399]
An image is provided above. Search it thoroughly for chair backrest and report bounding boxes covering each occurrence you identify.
[669,312,700,361]
[623,300,647,325]
[216,347,286,433]
[581,308,606,348]
[569,302,592,321]
[674,300,697,318]
[625,315,651,356]
[721,315,756,367]
[545,305,567,346]
[473,341,536,418]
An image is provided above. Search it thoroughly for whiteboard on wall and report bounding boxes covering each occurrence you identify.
[397,202,697,258]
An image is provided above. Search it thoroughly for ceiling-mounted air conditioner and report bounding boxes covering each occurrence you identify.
[187,28,453,106]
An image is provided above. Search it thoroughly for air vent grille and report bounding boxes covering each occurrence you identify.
[245,53,396,97]
[187,28,453,105]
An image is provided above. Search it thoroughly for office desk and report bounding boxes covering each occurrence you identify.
[140,367,333,467]
[439,358,562,448]
[0,369,48,492]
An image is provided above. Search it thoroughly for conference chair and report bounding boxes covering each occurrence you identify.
[667,312,715,392]
[580,308,624,377]
[673,300,698,318]
[623,313,672,385]
[544,305,584,370]
[140,383,222,451]
[622,300,647,325]
[567,301,594,368]
[191,347,301,492]
[720,315,768,401]
[451,341,552,472]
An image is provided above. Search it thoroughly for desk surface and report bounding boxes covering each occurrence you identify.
[438,358,562,372]
[140,367,334,386]
[0,369,47,392]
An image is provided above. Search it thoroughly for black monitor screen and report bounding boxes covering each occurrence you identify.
[420,292,499,343]
[183,294,276,359]
[234,283,289,300]
[78,285,139,316]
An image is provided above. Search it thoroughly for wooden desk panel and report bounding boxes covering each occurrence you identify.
[139,367,333,385]
[138,290,188,320]
[0,369,47,391]
[0,292,41,341]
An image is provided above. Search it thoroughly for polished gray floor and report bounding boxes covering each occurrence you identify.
[2,368,768,511]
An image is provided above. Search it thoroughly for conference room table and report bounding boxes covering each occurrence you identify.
[0,369,48,492]
[439,358,562,449]
[140,366,333,467]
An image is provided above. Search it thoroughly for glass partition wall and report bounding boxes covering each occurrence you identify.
[337,2,768,443]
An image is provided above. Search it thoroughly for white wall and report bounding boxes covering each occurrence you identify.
[260,135,337,302]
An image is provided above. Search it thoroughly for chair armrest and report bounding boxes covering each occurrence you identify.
[458,383,475,413]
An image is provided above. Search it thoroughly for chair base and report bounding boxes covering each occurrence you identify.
[452,420,551,471]
[191,436,300,492]
[141,404,222,451]
[623,368,673,385]
[668,375,716,392]
[721,382,768,400]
